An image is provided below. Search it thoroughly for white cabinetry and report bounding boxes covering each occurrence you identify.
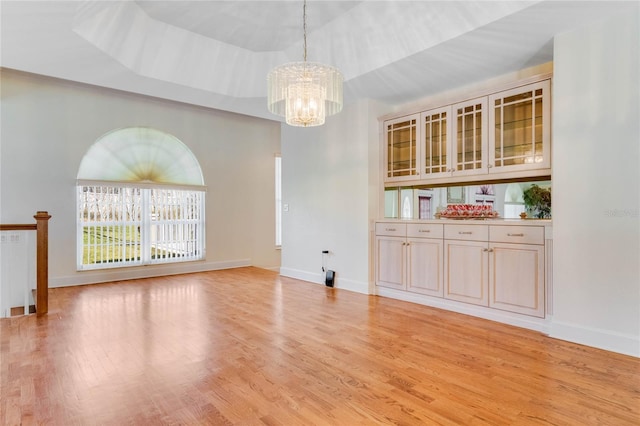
[488,225,545,317]
[488,80,551,173]
[444,224,489,305]
[375,223,406,290]
[406,224,443,297]
[382,78,551,186]
[384,115,419,182]
[442,223,545,317]
[384,108,454,183]
[451,97,488,178]
[375,223,443,297]
[420,106,452,180]
[376,221,546,318]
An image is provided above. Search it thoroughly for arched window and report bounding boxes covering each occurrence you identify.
[76,128,206,270]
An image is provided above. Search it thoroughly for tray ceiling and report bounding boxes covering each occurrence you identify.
[0,1,632,122]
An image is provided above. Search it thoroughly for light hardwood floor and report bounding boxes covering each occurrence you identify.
[1,267,638,425]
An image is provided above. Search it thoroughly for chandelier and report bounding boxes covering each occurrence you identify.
[267,0,343,127]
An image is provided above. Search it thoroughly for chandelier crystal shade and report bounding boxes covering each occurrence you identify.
[267,1,343,127]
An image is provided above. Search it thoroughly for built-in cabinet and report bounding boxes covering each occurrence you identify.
[385,115,419,181]
[444,224,490,306]
[489,80,550,173]
[375,223,443,297]
[375,223,405,289]
[377,74,552,328]
[443,223,545,317]
[452,97,488,177]
[488,225,545,317]
[420,106,451,179]
[376,221,547,319]
[383,79,551,186]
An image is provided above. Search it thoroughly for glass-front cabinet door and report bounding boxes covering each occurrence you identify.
[382,78,551,185]
[421,106,452,178]
[385,115,419,182]
[451,97,488,177]
[489,80,550,173]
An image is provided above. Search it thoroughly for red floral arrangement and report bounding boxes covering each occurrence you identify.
[440,204,498,219]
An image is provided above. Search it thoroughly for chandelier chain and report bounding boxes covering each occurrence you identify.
[303,0,307,62]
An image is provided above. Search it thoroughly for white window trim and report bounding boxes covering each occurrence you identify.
[77,181,206,271]
[275,154,282,248]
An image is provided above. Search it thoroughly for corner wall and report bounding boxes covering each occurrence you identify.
[551,7,640,356]
[280,99,385,294]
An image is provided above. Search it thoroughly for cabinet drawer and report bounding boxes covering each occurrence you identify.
[490,226,544,245]
[444,224,488,241]
[376,223,406,237]
[407,223,443,239]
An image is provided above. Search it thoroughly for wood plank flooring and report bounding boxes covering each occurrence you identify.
[1,267,638,425]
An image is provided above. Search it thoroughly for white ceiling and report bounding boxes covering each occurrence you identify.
[0,1,632,122]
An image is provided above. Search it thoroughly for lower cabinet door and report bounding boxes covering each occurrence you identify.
[375,236,405,290]
[444,240,489,306]
[489,242,545,317]
[406,238,443,297]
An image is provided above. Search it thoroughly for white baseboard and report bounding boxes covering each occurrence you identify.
[376,287,551,334]
[49,259,252,288]
[549,320,640,358]
[377,287,639,358]
[334,276,369,294]
[279,268,369,294]
[279,267,320,285]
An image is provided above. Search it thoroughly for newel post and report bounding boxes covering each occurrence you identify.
[34,211,51,315]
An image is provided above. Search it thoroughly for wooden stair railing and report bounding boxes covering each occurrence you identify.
[0,211,52,316]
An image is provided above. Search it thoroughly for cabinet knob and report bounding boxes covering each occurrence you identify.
[385,228,396,232]
[459,231,473,235]
[507,233,525,237]
[418,229,430,233]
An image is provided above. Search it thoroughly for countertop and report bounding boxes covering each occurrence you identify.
[376,218,552,226]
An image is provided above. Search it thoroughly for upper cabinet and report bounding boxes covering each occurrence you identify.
[382,78,551,186]
[421,106,452,179]
[489,80,551,173]
[385,115,419,182]
[452,97,488,177]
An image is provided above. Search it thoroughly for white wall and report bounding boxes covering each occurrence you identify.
[280,99,384,294]
[551,8,640,356]
[0,70,281,287]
